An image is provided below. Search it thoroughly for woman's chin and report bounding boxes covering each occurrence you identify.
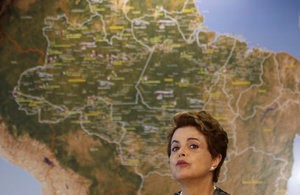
[173,172,191,182]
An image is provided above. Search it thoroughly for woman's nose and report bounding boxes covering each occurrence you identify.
[178,147,186,157]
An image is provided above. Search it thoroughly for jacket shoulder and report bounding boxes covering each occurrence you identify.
[214,187,229,195]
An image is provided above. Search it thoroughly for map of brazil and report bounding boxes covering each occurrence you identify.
[0,0,299,194]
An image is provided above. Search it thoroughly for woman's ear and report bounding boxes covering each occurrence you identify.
[210,154,222,171]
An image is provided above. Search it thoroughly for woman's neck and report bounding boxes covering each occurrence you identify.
[180,177,214,195]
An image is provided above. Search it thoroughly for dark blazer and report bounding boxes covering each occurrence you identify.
[174,186,229,195]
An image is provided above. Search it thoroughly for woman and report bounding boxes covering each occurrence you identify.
[167,111,229,195]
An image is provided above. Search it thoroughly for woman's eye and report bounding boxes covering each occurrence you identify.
[171,146,179,152]
[190,144,199,149]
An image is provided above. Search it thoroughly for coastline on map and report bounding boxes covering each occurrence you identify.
[0,155,41,195]
[0,118,91,195]
[195,0,300,60]
[287,135,300,195]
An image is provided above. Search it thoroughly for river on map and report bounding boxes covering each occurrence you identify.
[0,155,41,195]
[195,0,300,60]
[287,134,300,195]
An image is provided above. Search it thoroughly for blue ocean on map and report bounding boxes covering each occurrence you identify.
[196,0,300,60]
[0,156,41,195]
[287,135,300,195]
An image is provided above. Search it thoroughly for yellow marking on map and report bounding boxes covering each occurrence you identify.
[183,8,194,13]
[92,6,105,12]
[111,77,125,81]
[86,112,100,117]
[68,78,86,83]
[43,85,61,89]
[206,49,214,54]
[72,120,91,124]
[16,98,30,103]
[95,37,105,42]
[258,89,267,93]
[180,52,193,59]
[142,80,161,84]
[109,25,124,30]
[48,49,62,55]
[153,11,163,19]
[66,34,82,39]
[28,101,43,107]
[83,57,96,61]
[89,147,99,152]
[53,44,72,48]
[50,62,63,66]
[66,72,81,77]
[123,32,132,37]
[161,104,175,108]
[263,128,272,132]
[62,57,76,61]
[150,36,161,43]
[231,81,251,86]
[71,9,84,13]
[112,60,123,66]
[67,111,79,115]
[131,10,141,14]
[123,4,134,12]
[72,26,88,30]
[242,180,263,185]
[126,127,136,131]
[101,97,113,104]
[164,78,173,82]
[198,67,209,75]
[127,159,139,166]
[177,81,189,87]
[209,92,221,98]
[287,64,295,68]
[171,43,181,48]
[113,116,122,121]
[57,111,68,116]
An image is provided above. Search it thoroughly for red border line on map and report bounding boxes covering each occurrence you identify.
[0,31,45,65]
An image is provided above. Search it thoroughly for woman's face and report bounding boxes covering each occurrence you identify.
[169,126,219,182]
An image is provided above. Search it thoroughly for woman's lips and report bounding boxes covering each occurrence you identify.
[176,160,189,166]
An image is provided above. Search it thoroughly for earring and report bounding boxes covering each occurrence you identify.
[210,166,215,171]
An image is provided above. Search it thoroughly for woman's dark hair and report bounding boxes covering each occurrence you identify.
[167,111,228,182]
